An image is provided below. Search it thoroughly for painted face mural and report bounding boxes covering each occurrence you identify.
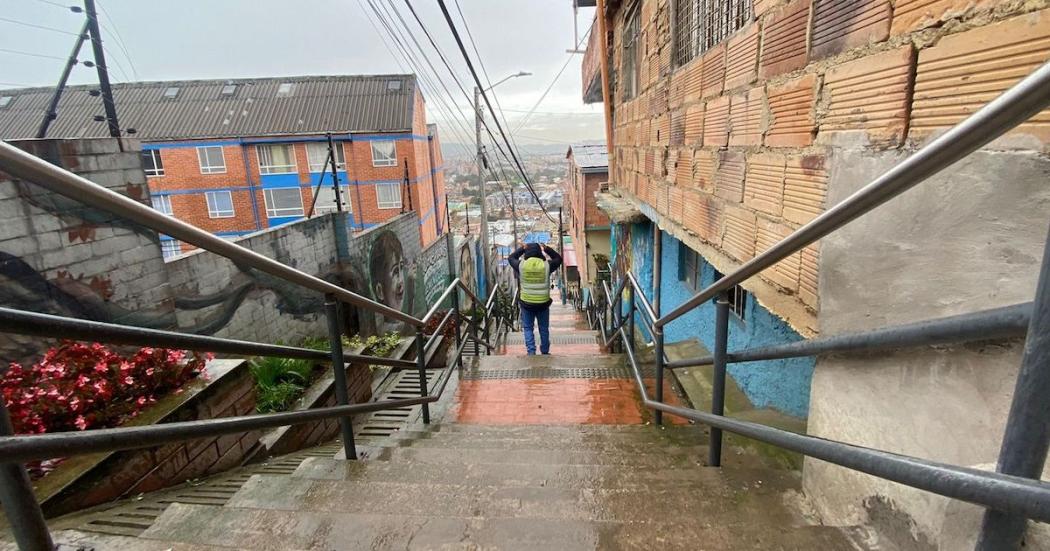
[369,230,407,311]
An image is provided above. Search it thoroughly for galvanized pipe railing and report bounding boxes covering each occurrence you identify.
[601,61,1050,549]
[0,141,423,329]
[656,61,1050,329]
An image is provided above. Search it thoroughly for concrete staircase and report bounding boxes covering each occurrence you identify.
[3,296,874,550]
[27,424,864,550]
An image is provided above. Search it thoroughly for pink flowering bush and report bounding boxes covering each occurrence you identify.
[2,342,210,436]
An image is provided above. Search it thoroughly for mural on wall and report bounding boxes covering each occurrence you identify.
[456,236,478,310]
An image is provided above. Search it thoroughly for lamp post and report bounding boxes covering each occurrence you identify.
[476,71,530,296]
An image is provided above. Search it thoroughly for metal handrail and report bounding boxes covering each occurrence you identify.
[420,278,460,324]
[0,307,416,368]
[626,271,657,323]
[0,141,422,328]
[0,366,458,464]
[610,318,1050,522]
[656,61,1050,328]
[664,302,1032,369]
[424,307,456,354]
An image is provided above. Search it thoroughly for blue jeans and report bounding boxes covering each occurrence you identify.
[520,306,550,355]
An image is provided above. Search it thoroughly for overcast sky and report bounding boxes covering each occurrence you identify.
[2,0,603,147]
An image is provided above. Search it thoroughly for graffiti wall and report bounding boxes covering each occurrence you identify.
[0,138,454,364]
[0,139,177,364]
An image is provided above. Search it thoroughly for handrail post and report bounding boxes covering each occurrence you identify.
[453,287,464,370]
[654,325,665,426]
[628,283,636,351]
[415,328,431,424]
[710,292,730,467]
[977,224,1050,549]
[0,400,53,551]
[482,304,491,356]
[470,297,481,357]
[324,295,357,460]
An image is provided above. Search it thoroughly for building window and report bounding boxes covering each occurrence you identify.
[314,184,352,213]
[370,141,397,167]
[162,87,179,99]
[376,182,402,209]
[160,239,181,259]
[276,82,295,97]
[673,0,753,67]
[306,142,346,172]
[196,146,226,174]
[205,191,235,218]
[151,194,173,215]
[622,3,641,100]
[263,187,304,218]
[0,96,12,108]
[220,84,237,97]
[142,149,164,177]
[677,241,701,290]
[257,144,297,174]
[712,269,748,321]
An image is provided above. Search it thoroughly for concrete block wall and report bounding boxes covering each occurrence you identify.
[0,139,177,364]
[166,213,340,345]
[606,0,1050,330]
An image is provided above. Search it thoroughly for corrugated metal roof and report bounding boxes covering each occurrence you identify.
[0,74,417,141]
[568,144,608,170]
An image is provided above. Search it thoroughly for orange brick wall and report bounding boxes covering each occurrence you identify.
[146,89,447,252]
[606,0,1050,315]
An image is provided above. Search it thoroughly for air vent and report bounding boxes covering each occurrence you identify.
[162,87,179,99]
[276,82,295,97]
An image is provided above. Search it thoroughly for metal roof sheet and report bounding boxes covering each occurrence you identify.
[0,74,417,141]
[567,143,608,170]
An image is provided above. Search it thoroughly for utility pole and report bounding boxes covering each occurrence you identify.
[36,19,90,139]
[327,133,344,214]
[475,85,490,296]
[509,181,520,247]
[84,0,121,139]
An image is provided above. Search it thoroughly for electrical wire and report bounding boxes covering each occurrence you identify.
[514,26,592,134]
[433,0,556,223]
[0,48,66,61]
[0,16,81,36]
[96,0,139,80]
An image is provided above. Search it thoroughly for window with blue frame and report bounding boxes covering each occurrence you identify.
[712,269,748,321]
[677,241,701,290]
[263,188,304,218]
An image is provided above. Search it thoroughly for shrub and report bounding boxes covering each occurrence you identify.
[1,342,208,436]
[248,356,316,414]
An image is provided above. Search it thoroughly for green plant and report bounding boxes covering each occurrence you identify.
[344,332,403,371]
[249,356,316,413]
[300,336,330,351]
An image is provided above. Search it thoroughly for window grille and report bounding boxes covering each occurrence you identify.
[673,0,752,67]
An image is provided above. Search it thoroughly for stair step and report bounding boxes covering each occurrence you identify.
[378,445,705,468]
[416,429,708,447]
[142,502,854,551]
[291,457,797,492]
[225,475,800,525]
[401,437,708,455]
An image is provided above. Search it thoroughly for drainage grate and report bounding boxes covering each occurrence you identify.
[353,368,443,440]
[462,365,655,380]
[504,333,597,345]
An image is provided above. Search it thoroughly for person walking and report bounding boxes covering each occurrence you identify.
[508,242,562,355]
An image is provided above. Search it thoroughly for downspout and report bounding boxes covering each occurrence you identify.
[595,0,614,179]
[653,225,661,318]
[427,135,442,236]
[239,139,262,231]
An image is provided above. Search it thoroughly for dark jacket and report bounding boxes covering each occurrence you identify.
[508,243,562,311]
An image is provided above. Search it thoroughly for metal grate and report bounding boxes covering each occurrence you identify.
[673,0,753,67]
[504,333,598,345]
[462,365,655,380]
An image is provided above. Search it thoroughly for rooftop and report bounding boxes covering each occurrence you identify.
[0,74,417,141]
[567,144,608,172]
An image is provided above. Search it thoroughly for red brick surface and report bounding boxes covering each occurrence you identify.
[760,0,811,78]
[819,46,915,145]
[810,0,892,60]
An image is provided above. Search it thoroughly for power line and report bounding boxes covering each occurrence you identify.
[96,0,138,80]
[33,0,78,10]
[0,16,81,36]
[0,48,66,61]
[434,0,555,223]
[514,26,592,134]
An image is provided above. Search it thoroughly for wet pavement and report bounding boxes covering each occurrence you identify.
[7,293,866,550]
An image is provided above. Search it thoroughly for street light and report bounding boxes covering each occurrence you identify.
[476,71,530,297]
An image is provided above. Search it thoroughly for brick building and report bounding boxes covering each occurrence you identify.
[0,75,447,257]
[584,0,1050,546]
[564,144,611,285]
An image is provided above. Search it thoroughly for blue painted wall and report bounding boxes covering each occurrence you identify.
[616,220,814,418]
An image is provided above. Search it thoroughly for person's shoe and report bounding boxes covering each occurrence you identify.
[541,352,551,355]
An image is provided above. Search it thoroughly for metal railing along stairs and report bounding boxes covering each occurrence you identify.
[585,61,1050,550]
[0,140,505,551]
